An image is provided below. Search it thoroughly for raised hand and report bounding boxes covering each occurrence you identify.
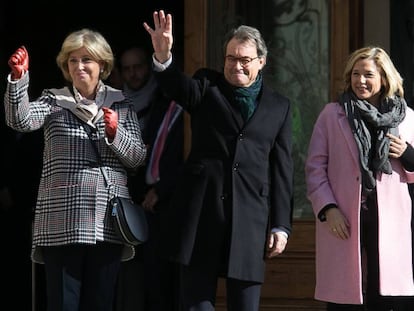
[8,46,29,80]
[102,107,118,140]
[143,10,173,63]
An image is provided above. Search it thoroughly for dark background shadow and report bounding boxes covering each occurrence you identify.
[0,2,183,310]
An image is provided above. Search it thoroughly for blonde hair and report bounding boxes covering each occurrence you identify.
[56,28,114,82]
[343,46,404,99]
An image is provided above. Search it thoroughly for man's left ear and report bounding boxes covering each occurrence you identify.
[259,57,266,69]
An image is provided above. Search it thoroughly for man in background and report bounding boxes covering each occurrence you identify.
[115,45,184,311]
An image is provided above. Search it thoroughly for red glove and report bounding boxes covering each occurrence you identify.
[102,107,118,139]
[8,46,29,80]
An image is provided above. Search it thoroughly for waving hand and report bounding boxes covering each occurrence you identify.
[143,10,173,64]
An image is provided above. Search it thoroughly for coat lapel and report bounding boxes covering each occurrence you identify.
[217,78,244,129]
[336,103,361,168]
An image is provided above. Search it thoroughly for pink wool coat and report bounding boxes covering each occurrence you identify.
[305,102,414,304]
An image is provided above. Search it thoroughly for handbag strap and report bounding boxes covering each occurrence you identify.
[80,122,114,196]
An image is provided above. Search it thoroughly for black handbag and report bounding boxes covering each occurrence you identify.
[81,121,148,245]
[109,196,148,245]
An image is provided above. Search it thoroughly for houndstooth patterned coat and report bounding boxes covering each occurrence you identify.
[4,73,146,263]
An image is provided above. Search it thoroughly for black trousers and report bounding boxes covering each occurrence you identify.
[180,262,262,311]
[42,242,123,311]
[142,212,181,311]
[115,212,180,311]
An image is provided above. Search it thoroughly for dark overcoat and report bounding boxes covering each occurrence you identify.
[156,66,293,283]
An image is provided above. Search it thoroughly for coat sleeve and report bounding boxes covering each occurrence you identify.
[305,104,339,217]
[270,93,294,235]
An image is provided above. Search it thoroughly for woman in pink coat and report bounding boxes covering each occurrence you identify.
[306,46,414,310]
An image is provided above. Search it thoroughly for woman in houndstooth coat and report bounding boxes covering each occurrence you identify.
[4,29,146,311]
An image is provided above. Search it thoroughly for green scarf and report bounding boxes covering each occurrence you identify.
[233,72,262,121]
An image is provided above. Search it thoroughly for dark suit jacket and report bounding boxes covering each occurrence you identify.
[128,91,184,208]
[155,65,293,283]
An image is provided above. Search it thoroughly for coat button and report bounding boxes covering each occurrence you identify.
[220,194,227,200]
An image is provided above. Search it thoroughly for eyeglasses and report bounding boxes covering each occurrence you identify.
[225,55,260,67]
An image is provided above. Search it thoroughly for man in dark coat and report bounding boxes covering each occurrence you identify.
[144,10,294,311]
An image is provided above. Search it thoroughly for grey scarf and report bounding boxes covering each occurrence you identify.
[340,92,407,195]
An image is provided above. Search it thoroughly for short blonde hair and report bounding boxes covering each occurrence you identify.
[343,46,404,99]
[56,28,114,82]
